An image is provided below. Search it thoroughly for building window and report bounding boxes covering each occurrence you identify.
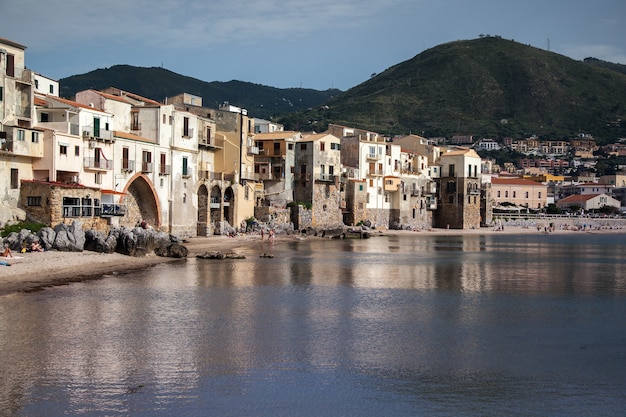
[182,156,189,177]
[31,132,39,143]
[10,168,18,189]
[468,196,471,204]
[300,143,307,150]
[449,164,455,177]
[538,192,542,198]
[95,173,102,185]
[183,117,190,137]
[525,191,529,198]
[75,146,80,156]
[60,144,68,155]
[497,190,501,197]
[0,86,3,101]
[288,143,294,150]
[27,196,42,206]
[163,114,166,124]
[359,184,364,191]
[505,191,509,198]
[320,142,325,151]
[513,191,516,198]
[17,129,25,141]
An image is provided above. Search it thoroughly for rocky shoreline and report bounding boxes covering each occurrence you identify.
[2,225,625,297]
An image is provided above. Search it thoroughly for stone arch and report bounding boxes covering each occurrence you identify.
[210,185,222,228]
[121,173,161,229]
[224,186,235,225]
[197,184,209,236]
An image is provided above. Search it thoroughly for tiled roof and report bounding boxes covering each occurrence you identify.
[492,178,546,186]
[558,194,600,203]
[254,131,300,140]
[113,131,154,143]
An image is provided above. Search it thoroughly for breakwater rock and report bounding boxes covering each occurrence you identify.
[3,221,188,258]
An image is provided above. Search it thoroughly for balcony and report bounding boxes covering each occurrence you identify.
[100,203,127,217]
[141,162,153,173]
[247,146,260,155]
[199,136,224,149]
[121,159,135,173]
[84,157,113,170]
[83,126,113,142]
[158,164,171,175]
[366,152,381,161]
[366,169,383,177]
[426,195,437,210]
[317,174,336,182]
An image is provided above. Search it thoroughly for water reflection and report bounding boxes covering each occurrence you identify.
[1,233,625,416]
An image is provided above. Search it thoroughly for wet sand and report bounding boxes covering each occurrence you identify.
[1,226,623,296]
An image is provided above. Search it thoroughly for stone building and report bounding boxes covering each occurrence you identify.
[434,149,482,229]
[293,133,343,229]
[0,37,43,225]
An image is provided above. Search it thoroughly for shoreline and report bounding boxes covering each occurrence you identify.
[1,226,624,297]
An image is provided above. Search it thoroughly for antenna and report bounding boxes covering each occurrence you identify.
[547,38,551,52]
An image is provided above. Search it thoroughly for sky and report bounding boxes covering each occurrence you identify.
[2,0,625,92]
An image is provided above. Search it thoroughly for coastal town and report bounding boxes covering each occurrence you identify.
[2,35,626,241]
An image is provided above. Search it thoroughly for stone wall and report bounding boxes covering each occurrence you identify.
[311,181,343,228]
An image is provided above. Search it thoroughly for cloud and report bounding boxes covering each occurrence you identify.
[3,0,416,50]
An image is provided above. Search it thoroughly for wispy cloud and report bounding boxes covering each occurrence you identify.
[3,0,415,50]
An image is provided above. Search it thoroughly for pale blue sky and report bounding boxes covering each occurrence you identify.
[2,0,625,91]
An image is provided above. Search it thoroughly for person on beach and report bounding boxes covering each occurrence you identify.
[269,229,275,243]
[2,245,14,258]
[30,242,44,252]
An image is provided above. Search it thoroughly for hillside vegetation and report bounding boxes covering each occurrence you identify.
[59,65,341,120]
[279,37,626,144]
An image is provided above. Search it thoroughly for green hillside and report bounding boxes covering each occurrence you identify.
[279,37,626,143]
[59,65,341,120]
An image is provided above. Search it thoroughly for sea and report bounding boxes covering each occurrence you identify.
[1,232,625,417]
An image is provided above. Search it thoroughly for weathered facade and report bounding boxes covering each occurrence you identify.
[434,149,482,229]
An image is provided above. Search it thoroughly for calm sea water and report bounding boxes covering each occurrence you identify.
[1,233,625,417]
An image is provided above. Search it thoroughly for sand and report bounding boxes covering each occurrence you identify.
[1,226,623,296]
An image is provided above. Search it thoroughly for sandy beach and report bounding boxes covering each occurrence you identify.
[1,225,624,297]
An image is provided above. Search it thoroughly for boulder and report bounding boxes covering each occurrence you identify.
[37,227,56,250]
[84,229,109,253]
[53,221,85,252]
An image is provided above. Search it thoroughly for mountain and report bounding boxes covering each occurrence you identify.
[59,65,341,120]
[279,37,626,144]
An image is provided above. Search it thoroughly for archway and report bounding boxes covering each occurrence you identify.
[223,186,235,226]
[197,184,209,236]
[210,185,222,230]
[121,174,160,229]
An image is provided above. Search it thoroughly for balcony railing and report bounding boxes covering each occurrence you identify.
[101,203,127,217]
[317,174,336,182]
[366,152,381,160]
[199,137,224,149]
[247,146,260,155]
[83,126,113,141]
[141,162,153,173]
[121,159,135,172]
[366,169,383,176]
[159,164,171,175]
[83,157,112,170]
